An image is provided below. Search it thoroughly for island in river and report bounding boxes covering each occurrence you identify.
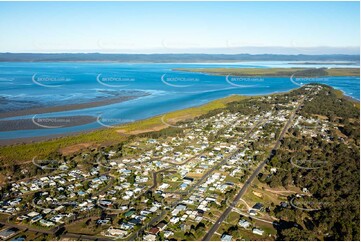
[174,67,360,77]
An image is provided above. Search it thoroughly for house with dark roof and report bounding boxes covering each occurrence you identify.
[128,218,142,225]
[149,227,160,235]
[252,202,264,211]
[157,222,167,231]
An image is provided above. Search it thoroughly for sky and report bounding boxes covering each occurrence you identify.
[0,1,359,54]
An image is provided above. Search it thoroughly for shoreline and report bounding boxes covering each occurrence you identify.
[0,94,246,147]
[0,93,149,119]
[0,115,96,132]
[0,85,359,146]
[174,67,360,77]
[0,84,357,162]
[0,82,360,147]
[0,127,101,146]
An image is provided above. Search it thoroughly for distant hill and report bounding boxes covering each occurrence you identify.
[0,53,359,63]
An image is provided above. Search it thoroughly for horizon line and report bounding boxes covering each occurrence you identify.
[1,52,360,56]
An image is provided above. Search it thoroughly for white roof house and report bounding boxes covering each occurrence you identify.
[239,219,251,228]
[252,228,264,236]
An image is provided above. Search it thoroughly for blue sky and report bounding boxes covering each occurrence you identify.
[0,1,359,54]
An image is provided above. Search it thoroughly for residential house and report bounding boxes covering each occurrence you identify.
[252,228,264,236]
[221,234,232,241]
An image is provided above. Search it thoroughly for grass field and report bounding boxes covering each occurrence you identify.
[65,217,106,235]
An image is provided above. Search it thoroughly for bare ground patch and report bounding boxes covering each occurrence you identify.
[59,142,94,155]
[116,124,167,135]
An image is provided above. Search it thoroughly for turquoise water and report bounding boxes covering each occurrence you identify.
[0,62,359,140]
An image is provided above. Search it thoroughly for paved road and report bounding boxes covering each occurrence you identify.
[232,207,274,225]
[61,232,111,241]
[202,98,305,241]
[0,220,63,235]
[128,117,266,240]
[185,118,266,196]
[96,174,114,196]
[148,167,172,191]
[126,210,167,241]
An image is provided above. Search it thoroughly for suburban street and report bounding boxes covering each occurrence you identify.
[127,117,266,240]
[202,97,305,241]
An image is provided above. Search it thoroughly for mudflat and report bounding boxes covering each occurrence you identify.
[0,94,149,119]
